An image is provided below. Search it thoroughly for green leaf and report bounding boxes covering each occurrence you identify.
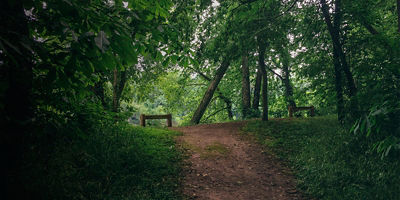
[183,57,189,68]
[170,55,179,64]
[146,14,154,21]
[162,57,170,67]
[102,53,116,69]
[189,57,199,67]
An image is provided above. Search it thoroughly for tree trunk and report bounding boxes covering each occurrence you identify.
[112,69,127,112]
[94,79,107,109]
[218,94,234,119]
[332,0,358,118]
[252,70,262,112]
[334,0,356,97]
[241,54,251,118]
[116,70,127,106]
[280,48,296,108]
[321,0,357,119]
[257,39,268,121]
[333,46,345,123]
[397,0,400,33]
[191,59,230,124]
[112,68,119,112]
[1,0,33,198]
[194,70,233,119]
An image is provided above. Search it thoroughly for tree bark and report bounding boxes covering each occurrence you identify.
[321,0,357,120]
[93,78,107,109]
[332,0,358,118]
[112,69,127,112]
[116,70,127,106]
[191,59,230,124]
[333,46,345,122]
[241,54,251,118]
[193,69,233,119]
[398,0,400,33]
[333,0,356,97]
[112,68,119,112]
[280,48,296,108]
[321,0,356,97]
[218,94,234,119]
[252,70,262,112]
[257,39,268,121]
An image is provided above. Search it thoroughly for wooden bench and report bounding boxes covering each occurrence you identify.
[140,114,172,127]
[288,106,315,117]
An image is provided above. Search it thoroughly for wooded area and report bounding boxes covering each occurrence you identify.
[1,0,399,199]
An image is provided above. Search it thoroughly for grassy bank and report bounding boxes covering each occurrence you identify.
[243,116,400,200]
[21,123,183,200]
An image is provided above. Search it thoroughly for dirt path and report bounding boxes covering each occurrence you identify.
[172,121,302,200]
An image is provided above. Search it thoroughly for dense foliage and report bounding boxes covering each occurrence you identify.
[1,0,399,198]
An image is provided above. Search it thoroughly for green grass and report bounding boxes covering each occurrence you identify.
[180,141,230,159]
[22,123,183,200]
[243,116,400,200]
[201,142,230,159]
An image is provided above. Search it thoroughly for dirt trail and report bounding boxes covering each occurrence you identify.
[172,121,302,200]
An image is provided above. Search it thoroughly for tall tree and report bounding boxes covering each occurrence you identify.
[321,0,357,97]
[257,38,269,121]
[112,68,127,112]
[191,59,231,124]
[252,70,262,112]
[321,0,357,120]
[279,47,296,108]
[398,0,400,33]
[241,53,251,118]
[194,69,234,119]
[93,78,107,109]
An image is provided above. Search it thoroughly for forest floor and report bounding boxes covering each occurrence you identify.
[172,121,302,200]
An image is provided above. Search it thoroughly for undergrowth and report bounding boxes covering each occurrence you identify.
[243,116,400,200]
[20,122,183,200]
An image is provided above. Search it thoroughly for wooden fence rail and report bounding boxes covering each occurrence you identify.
[288,106,315,117]
[140,114,172,127]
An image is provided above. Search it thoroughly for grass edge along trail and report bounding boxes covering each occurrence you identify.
[21,124,184,200]
[242,116,400,200]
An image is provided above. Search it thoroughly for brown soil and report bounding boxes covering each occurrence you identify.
[171,121,302,200]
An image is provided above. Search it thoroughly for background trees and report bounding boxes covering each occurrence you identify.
[1,0,399,198]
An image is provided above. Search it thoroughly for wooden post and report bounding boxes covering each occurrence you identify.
[310,106,315,117]
[288,106,294,117]
[167,114,172,127]
[140,114,145,127]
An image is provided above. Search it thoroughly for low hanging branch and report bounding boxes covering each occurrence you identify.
[187,66,234,119]
[202,106,229,122]
[191,59,231,124]
[267,67,283,80]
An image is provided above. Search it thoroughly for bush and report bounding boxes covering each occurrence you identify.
[352,100,400,159]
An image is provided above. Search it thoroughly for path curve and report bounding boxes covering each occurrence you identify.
[172,121,302,200]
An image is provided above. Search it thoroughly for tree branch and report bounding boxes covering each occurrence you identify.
[203,107,229,122]
[269,59,284,80]
[362,22,379,35]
